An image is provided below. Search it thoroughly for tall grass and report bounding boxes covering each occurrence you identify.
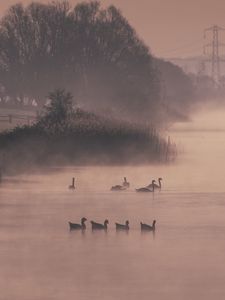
[0,109,177,174]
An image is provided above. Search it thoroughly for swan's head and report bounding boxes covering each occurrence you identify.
[153,220,156,226]
[158,178,162,181]
[125,220,129,226]
[104,219,109,225]
[152,180,156,183]
[81,217,87,223]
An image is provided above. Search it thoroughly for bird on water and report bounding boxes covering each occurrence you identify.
[140,220,156,231]
[69,217,87,230]
[111,177,130,191]
[136,180,155,192]
[115,220,129,230]
[147,178,162,189]
[123,177,130,188]
[91,219,109,230]
[69,177,75,190]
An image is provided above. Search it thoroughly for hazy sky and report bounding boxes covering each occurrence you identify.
[1,0,225,58]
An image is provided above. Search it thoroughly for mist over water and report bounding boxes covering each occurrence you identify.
[1,106,225,299]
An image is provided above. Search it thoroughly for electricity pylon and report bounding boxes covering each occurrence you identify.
[204,25,225,86]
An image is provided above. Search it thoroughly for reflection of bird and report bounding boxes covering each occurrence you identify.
[136,180,155,192]
[115,220,129,230]
[69,217,87,230]
[91,219,109,230]
[69,177,75,190]
[141,220,156,231]
[148,178,162,189]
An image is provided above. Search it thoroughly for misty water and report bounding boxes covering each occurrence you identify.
[1,108,225,300]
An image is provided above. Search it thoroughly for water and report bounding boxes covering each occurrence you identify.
[1,109,225,300]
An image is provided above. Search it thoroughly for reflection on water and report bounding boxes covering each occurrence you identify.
[1,108,225,299]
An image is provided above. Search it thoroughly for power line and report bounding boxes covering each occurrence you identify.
[158,38,203,57]
[204,25,225,85]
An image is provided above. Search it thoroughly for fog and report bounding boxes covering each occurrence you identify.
[0,106,225,299]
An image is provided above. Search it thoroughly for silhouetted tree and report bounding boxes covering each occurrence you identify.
[155,58,194,119]
[38,89,74,134]
[0,1,161,122]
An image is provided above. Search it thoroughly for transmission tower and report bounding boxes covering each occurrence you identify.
[204,25,225,85]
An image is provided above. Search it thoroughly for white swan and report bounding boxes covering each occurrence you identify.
[111,177,130,191]
[136,180,155,192]
[148,178,162,189]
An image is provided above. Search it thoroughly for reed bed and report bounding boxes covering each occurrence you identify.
[0,109,177,174]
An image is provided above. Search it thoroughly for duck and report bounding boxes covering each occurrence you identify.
[115,220,129,230]
[69,177,75,190]
[91,219,109,230]
[148,178,162,189]
[136,180,155,192]
[69,217,87,230]
[140,220,156,231]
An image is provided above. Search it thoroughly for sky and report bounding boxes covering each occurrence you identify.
[1,0,225,58]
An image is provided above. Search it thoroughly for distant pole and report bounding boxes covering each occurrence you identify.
[204,25,225,86]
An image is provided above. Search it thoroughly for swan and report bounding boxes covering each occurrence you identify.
[148,178,162,189]
[115,220,129,230]
[69,217,87,230]
[140,220,156,231]
[111,177,129,191]
[69,177,75,190]
[136,180,155,192]
[91,219,109,230]
[111,177,130,191]
[111,185,126,191]
[123,177,130,188]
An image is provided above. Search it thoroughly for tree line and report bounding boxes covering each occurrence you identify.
[0,1,162,122]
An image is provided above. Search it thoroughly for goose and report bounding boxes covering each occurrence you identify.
[69,177,75,190]
[136,180,155,192]
[148,178,162,189]
[91,219,109,230]
[141,220,156,231]
[69,217,87,230]
[115,220,129,230]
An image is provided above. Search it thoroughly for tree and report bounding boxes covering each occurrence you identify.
[0,1,161,123]
[38,89,74,134]
[155,58,194,120]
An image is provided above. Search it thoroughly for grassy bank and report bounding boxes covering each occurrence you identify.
[0,106,176,174]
